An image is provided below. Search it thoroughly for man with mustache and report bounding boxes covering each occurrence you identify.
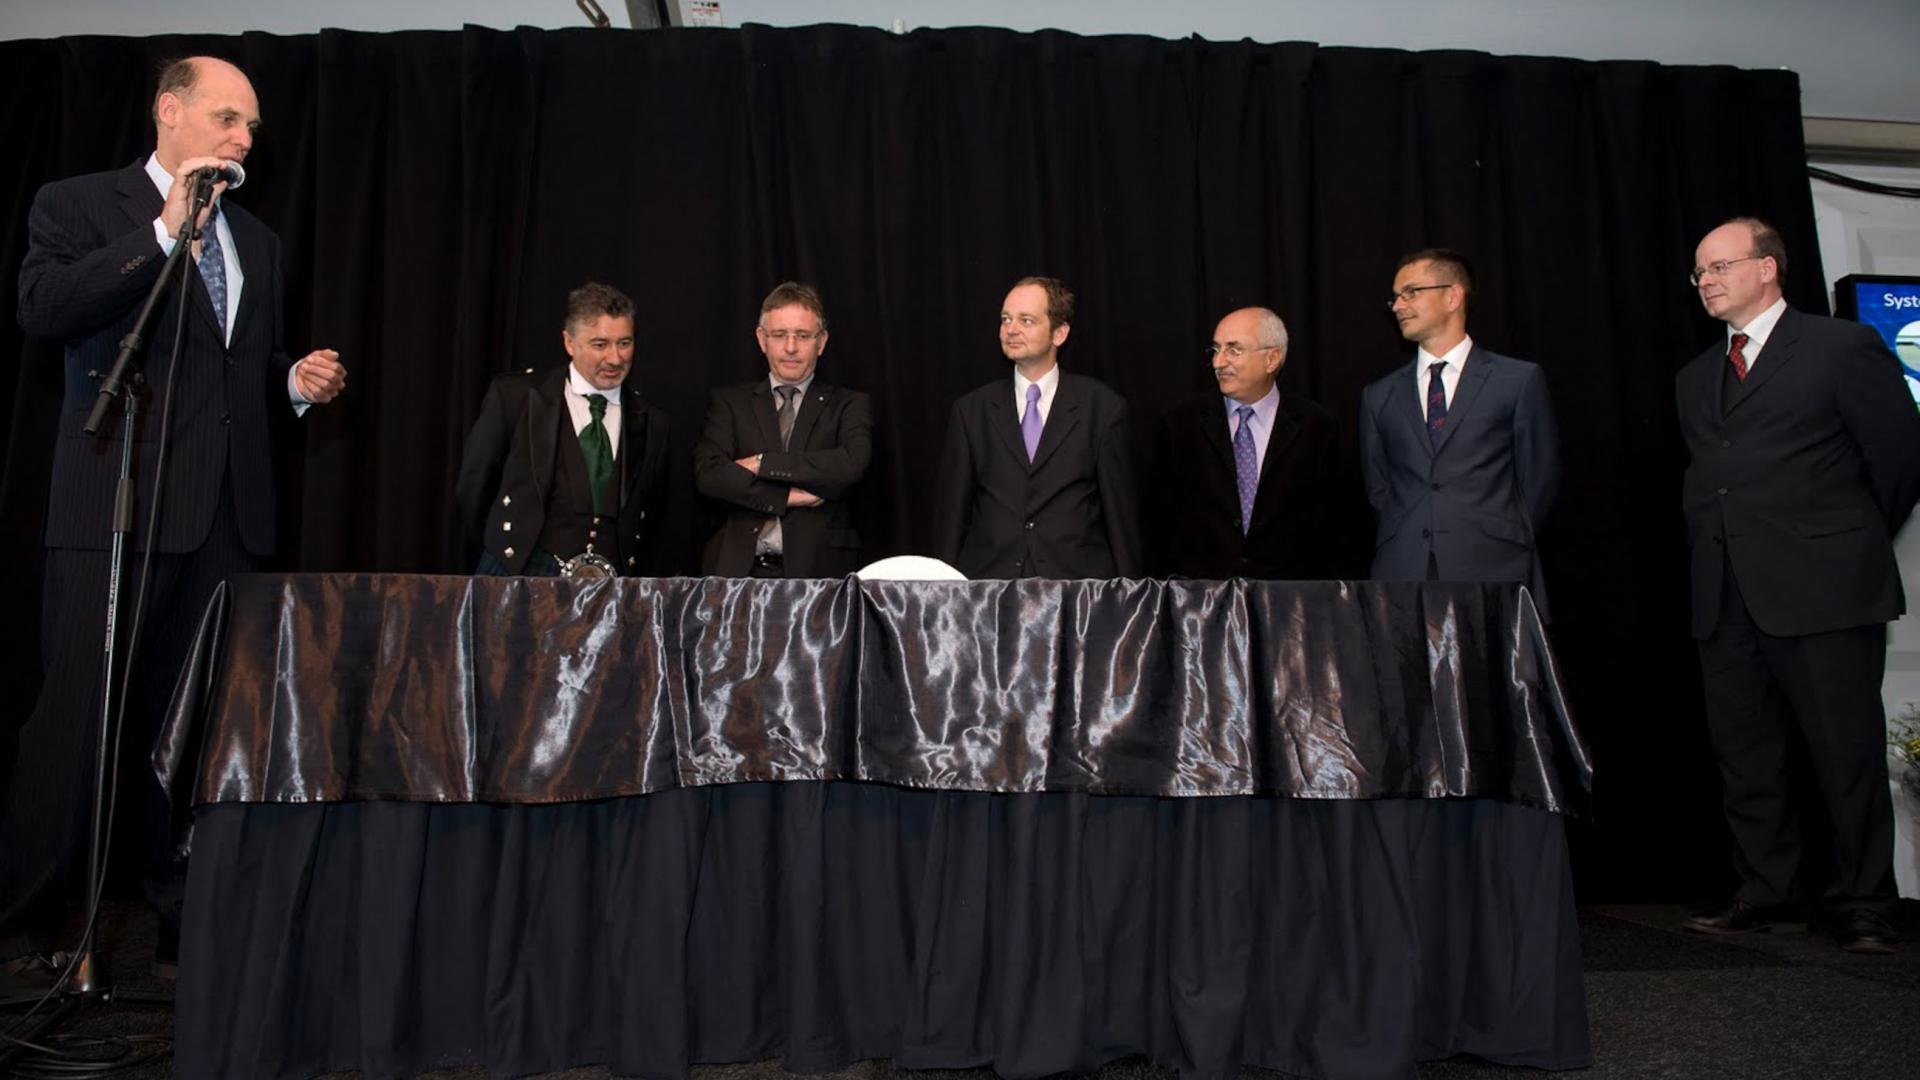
[1359,248,1560,615]
[933,276,1142,579]
[455,282,670,577]
[1677,217,1920,953]
[1150,306,1342,579]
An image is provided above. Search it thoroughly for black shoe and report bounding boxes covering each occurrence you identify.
[1836,910,1900,955]
[1684,898,1773,935]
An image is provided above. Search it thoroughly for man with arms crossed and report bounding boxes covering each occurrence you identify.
[693,282,872,578]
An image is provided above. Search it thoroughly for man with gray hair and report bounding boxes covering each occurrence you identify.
[1151,306,1342,579]
[693,281,873,577]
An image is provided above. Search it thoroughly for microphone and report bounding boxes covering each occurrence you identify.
[193,161,247,190]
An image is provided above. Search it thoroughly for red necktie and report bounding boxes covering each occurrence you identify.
[1727,332,1749,381]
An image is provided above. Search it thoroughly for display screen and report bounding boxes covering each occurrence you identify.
[1834,274,1920,408]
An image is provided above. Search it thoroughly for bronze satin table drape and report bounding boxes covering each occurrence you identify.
[156,574,1594,1080]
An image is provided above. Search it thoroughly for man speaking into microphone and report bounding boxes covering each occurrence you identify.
[1,56,345,982]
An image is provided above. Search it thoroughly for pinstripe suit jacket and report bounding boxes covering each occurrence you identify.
[17,161,295,556]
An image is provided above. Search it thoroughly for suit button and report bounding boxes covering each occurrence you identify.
[1421,528,1431,538]
[221,415,232,426]
[628,556,637,568]
[1014,560,1024,571]
[1716,487,1728,496]
[1713,536,1724,545]
[589,529,598,540]
[504,546,515,558]
[1430,482,1440,491]
[502,495,512,507]
[1024,521,1035,530]
[1720,440,1731,448]
[502,521,512,532]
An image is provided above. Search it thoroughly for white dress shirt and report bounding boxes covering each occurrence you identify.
[1014,363,1062,424]
[1413,334,1474,408]
[1727,296,1788,375]
[1224,383,1281,482]
[563,365,623,457]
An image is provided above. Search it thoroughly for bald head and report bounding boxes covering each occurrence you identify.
[1210,306,1288,404]
[153,56,259,172]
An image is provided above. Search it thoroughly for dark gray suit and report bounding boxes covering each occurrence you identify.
[1677,305,1920,913]
[1359,346,1560,615]
[933,371,1143,579]
[692,379,873,577]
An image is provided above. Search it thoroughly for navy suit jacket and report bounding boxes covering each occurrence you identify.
[453,364,671,576]
[17,161,295,555]
[1677,306,1920,638]
[1359,346,1560,615]
[933,370,1143,579]
[692,379,873,577]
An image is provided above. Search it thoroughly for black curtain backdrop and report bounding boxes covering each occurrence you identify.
[0,25,1827,901]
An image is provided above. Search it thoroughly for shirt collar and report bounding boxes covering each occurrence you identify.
[1015,362,1060,399]
[567,364,623,405]
[1730,296,1788,348]
[145,152,223,219]
[1416,333,1473,374]
[768,371,815,397]
[1224,381,1281,422]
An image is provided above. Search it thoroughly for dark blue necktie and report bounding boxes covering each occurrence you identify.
[1425,361,1447,445]
[198,211,227,339]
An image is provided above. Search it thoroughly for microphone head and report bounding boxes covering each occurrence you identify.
[218,160,246,189]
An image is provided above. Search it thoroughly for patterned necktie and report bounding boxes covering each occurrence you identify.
[1425,361,1447,445]
[580,393,613,515]
[1727,333,1749,381]
[1232,404,1258,536]
[1021,383,1043,461]
[198,210,227,339]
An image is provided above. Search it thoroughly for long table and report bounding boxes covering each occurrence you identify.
[157,574,1594,1080]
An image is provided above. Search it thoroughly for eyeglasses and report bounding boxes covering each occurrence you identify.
[1206,342,1276,360]
[1385,284,1451,310]
[763,329,821,345]
[1687,256,1762,287]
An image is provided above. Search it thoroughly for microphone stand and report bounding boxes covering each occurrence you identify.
[63,172,217,998]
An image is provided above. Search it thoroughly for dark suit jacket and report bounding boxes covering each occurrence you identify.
[17,161,294,555]
[1359,346,1560,614]
[1151,391,1343,580]
[692,379,873,577]
[933,370,1143,579]
[1677,306,1920,638]
[453,365,671,575]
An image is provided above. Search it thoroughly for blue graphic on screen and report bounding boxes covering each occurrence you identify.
[1841,278,1920,409]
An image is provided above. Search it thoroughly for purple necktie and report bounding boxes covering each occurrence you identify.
[1021,383,1043,461]
[1232,405,1258,535]
[1425,361,1447,445]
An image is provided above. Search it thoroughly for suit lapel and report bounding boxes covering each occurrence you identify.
[990,379,1027,466]
[789,381,830,449]
[528,365,569,500]
[1250,399,1302,523]
[1029,373,1082,472]
[1395,362,1434,458]
[751,380,784,451]
[224,204,268,343]
[117,163,220,340]
[1725,308,1798,415]
[1201,396,1235,479]
[1432,349,1492,456]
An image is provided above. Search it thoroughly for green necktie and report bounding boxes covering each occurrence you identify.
[581,393,613,514]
